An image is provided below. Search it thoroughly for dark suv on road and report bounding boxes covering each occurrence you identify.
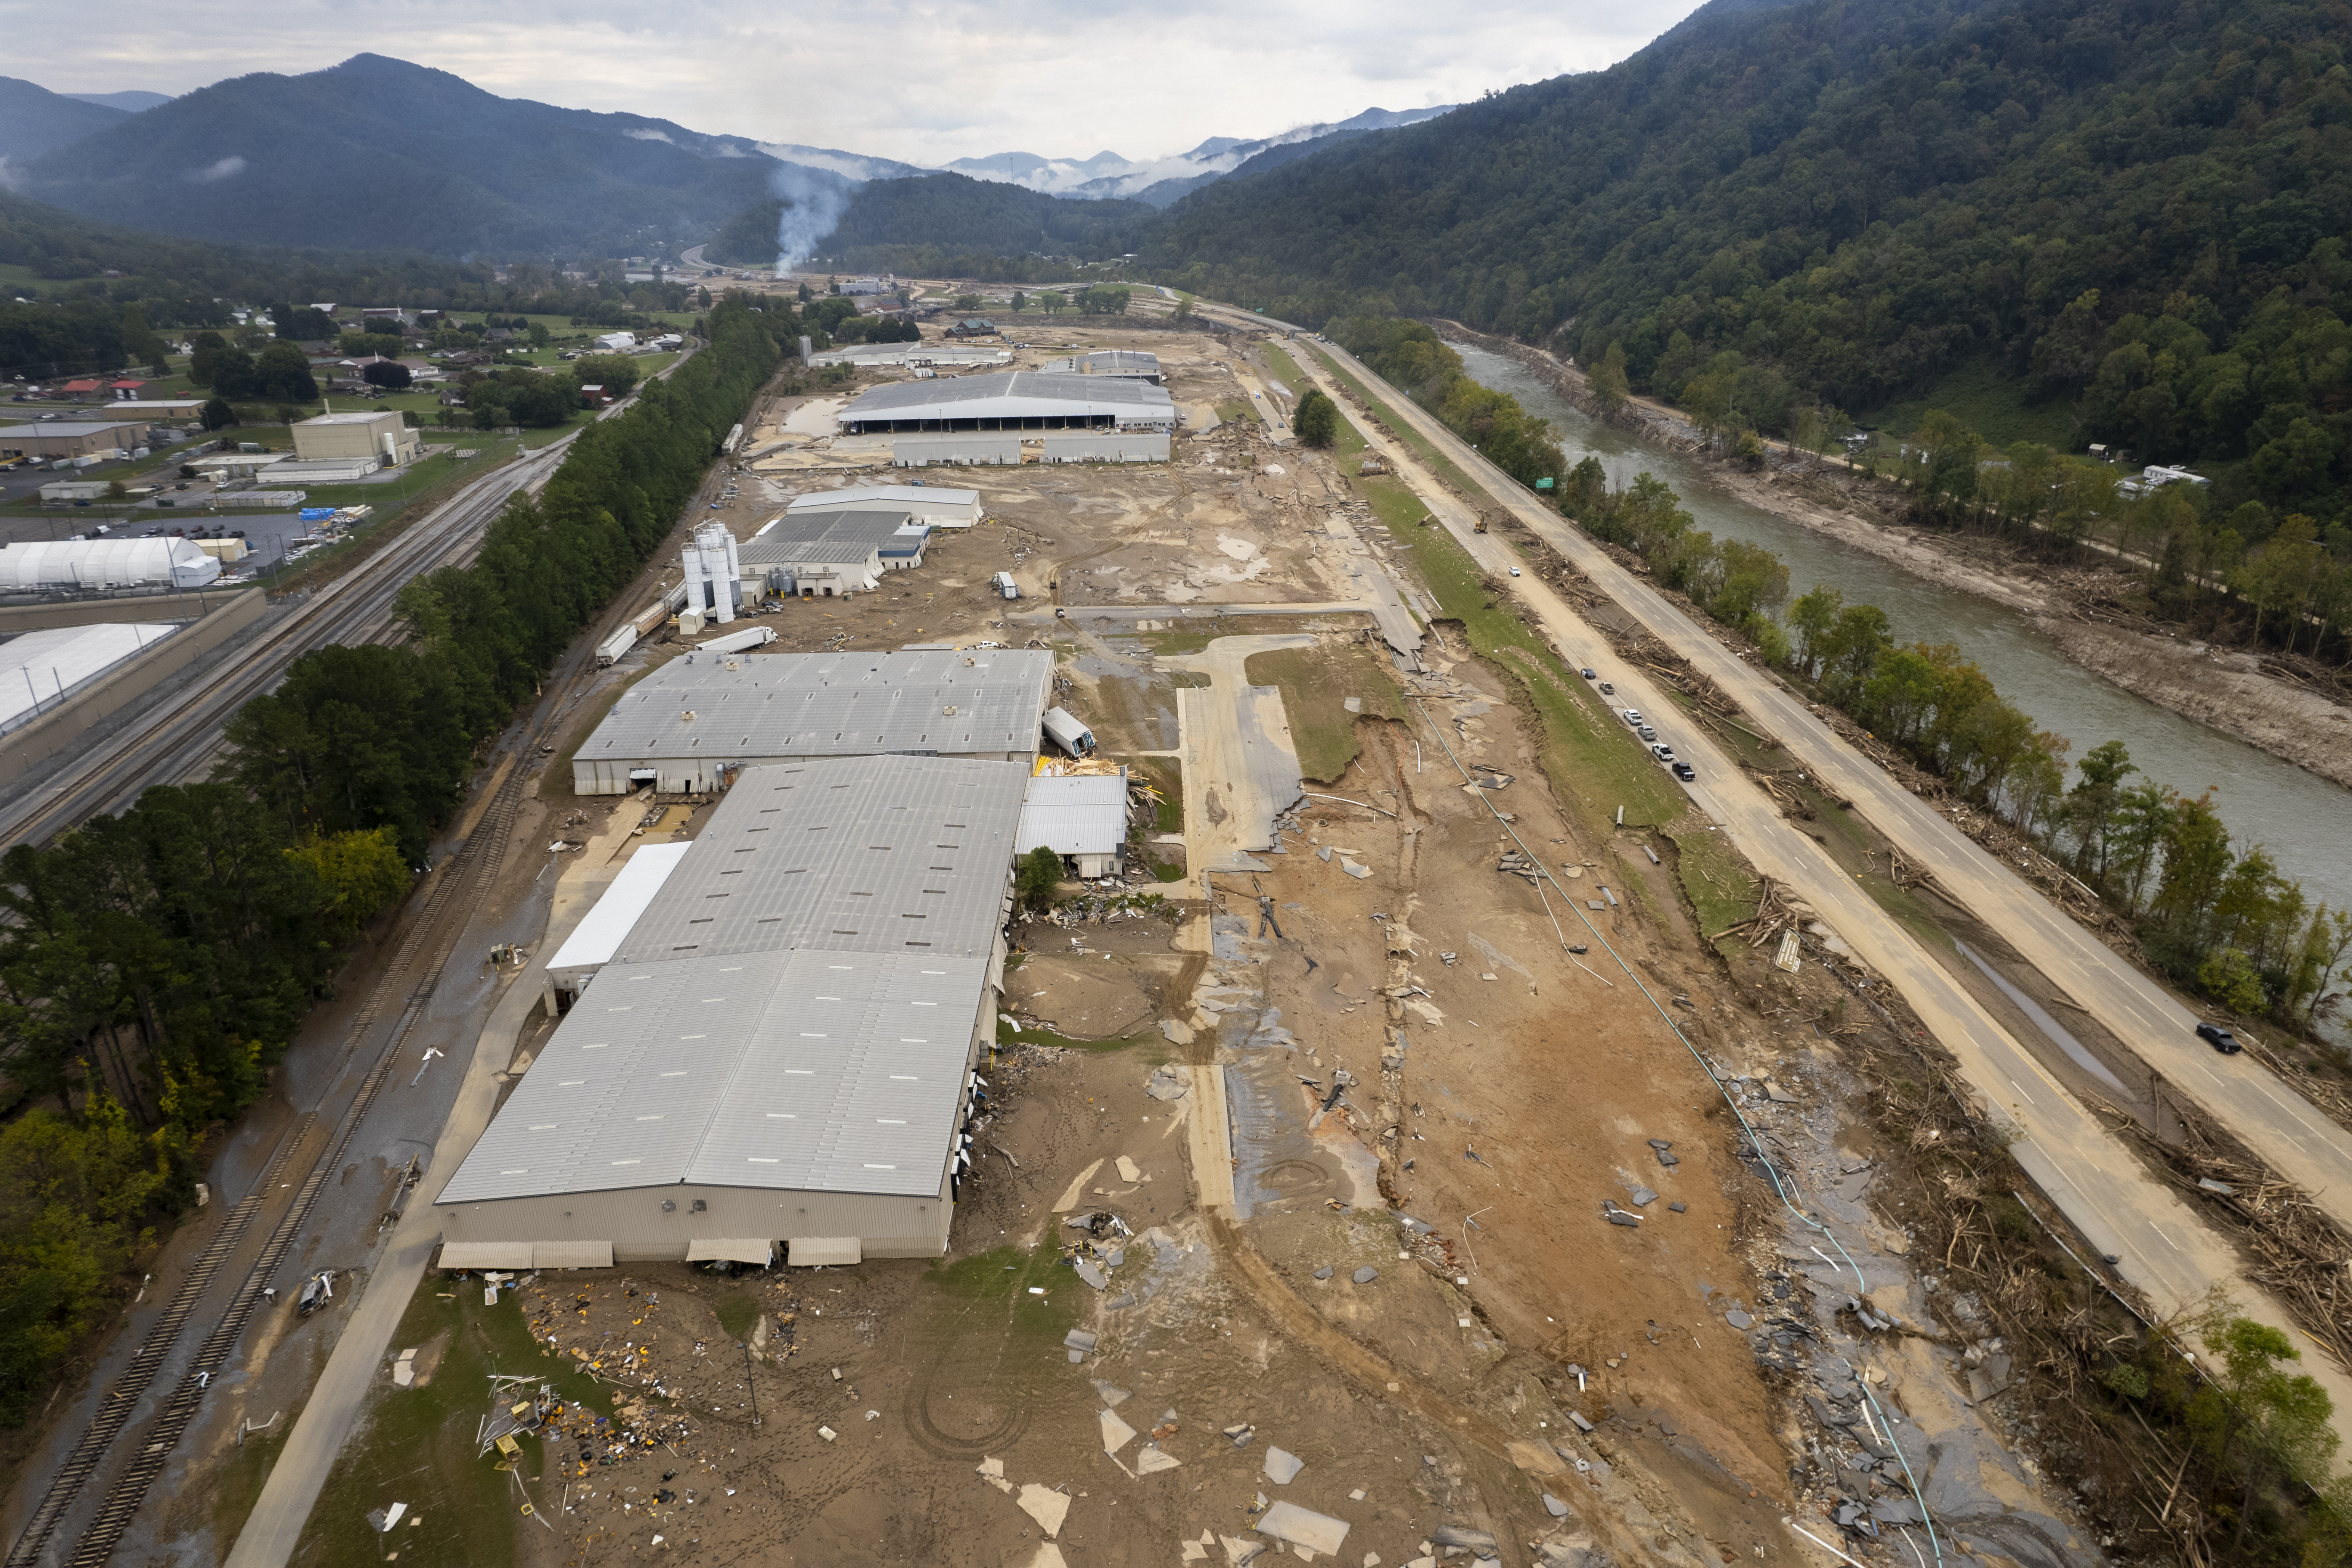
[2195,1022,2242,1055]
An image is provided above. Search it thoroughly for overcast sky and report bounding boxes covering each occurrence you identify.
[26,0,1709,165]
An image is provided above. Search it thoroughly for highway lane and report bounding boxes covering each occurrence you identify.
[1280,342,2352,1434]
[1295,336,2352,1229]
[0,441,574,848]
[1,343,700,851]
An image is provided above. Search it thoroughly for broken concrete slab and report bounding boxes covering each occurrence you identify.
[1317,846,1334,862]
[1136,1448,1185,1475]
[1258,1501,1350,1555]
[1145,1066,1192,1100]
[1726,1309,1754,1330]
[1264,1446,1305,1484]
[1073,1260,1108,1290]
[1016,1483,1072,1537]
[1431,1525,1498,1552]
[1115,1155,1143,1183]
[1567,1411,1594,1432]
[1628,1185,1658,1206]
[1352,1266,1379,1284]
[1341,860,1372,880]
[1313,1265,1334,1280]
[1542,1493,1571,1518]
[1064,1328,1099,1353]
[1095,1382,1132,1407]
[1668,1201,1688,1213]
[1102,1408,1139,1454]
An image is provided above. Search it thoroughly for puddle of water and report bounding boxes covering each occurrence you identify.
[1952,941,2128,1094]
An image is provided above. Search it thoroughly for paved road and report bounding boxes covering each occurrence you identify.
[1299,338,2352,1240]
[1162,634,1312,895]
[1283,344,2352,1431]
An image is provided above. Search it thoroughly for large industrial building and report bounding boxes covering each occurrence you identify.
[291,409,420,467]
[434,753,1027,1267]
[0,422,145,461]
[787,485,981,530]
[0,538,223,593]
[836,371,1174,435]
[569,647,1053,795]
[1039,350,1163,384]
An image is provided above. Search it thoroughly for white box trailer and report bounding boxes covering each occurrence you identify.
[595,625,638,667]
[698,624,776,656]
[1042,706,1095,757]
[991,571,1019,600]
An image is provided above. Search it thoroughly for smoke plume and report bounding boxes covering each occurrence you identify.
[770,162,849,279]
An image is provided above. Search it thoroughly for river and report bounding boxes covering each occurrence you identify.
[1447,339,2352,930]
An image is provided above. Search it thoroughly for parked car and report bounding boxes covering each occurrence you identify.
[1598,682,1615,696]
[1639,726,1658,742]
[1649,742,1676,762]
[1508,566,1521,576]
[1579,668,1595,680]
[1621,709,1643,728]
[1672,762,1696,781]
[2195,1022,2243,1055]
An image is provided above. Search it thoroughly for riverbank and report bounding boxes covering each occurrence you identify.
[1439,322,2352,793]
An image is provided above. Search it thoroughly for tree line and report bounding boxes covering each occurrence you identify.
[1556,446,2352,1031]
[0,292,780,1428]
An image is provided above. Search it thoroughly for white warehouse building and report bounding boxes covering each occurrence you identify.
[836,371,1174,435]
[0,537,222,593]
[569,647,1054,796]
[435,753,1029,1268]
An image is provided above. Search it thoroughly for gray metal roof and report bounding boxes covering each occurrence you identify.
[0,422,141,440]
[787,485,979,510]
[439,753,1028,1206]
[436,946,988,1202]
[614,753,1029,963]
[1017,774,1129,857]
[838,371,1173,429]
[740,509,916,567]
[581,648,1052,764]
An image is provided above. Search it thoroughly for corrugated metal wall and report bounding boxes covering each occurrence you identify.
[440,1182,952,1263]
[1039,432,1170,464]
[894,435,1022,467]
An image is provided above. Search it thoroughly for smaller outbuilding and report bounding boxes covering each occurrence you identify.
[0,422,137,460]
[787,484,981,530]
[1017,772,1130,880]
[1039,350,1162,385]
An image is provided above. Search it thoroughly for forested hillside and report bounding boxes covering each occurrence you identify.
[1145,0,2352,525]
[15,54,777,255]
[0,76,126,161]
[801,174,1156,270]
[0,191,699,379]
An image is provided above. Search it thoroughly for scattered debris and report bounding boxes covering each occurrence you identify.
[1263,1446,1305,1485]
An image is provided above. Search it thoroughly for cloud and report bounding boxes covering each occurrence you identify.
[14,0,1707,167]
[622,128,673,143]
[0,159,27,195]
[188,155,246,183]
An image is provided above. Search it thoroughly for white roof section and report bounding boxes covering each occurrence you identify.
[439,754,1028,1207]
[1017,774,1129,857]
[1,622,177,732]
[439,946,986,1203]
[787,485,978,513]
[298,410,399,427]
[0,537,221,591]
[579,647,1052,765]
[838,371,1174,431]
[544,842,694,977]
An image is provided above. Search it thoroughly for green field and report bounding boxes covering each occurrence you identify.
[1244,642,1404,784]
[1873,359,2083,449]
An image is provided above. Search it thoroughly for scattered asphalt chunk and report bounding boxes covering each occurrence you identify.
[1073,1260,1108,1290]
[1567,1411,1595,1432]
[1726,1310,1755,1330]
[1064,1328,1098,1354]
[1542,1493,1571,1518]
[1655,1148,1680,1167]
[1629,1185,1658,1207]
[1352,1266,1379,1284]
[1433,1525,1499,1552]
[1668,1201,1688,1213]
[1313,1265,1334,1281]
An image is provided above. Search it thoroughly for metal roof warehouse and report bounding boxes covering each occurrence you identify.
[835,370,1174,434]
[434,753,1029,1268]
[571,647,1053,795]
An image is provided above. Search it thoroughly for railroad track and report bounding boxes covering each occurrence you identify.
[0,439,573,850]
[2,1120,313,1568]
[51,640,586,1568]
